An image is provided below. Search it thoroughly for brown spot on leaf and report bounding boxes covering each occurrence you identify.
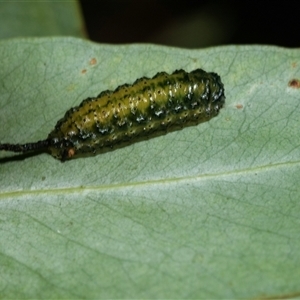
[288,79,300,88]
[90,58,97,65]
[235,104,243,109]
[81,69,87,74]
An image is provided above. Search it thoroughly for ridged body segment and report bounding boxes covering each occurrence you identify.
[47,69,225,160]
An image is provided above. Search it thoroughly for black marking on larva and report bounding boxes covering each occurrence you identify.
[0,69,225,162]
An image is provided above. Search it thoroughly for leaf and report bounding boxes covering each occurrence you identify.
[0,38,300,299]
[0,1,84,39]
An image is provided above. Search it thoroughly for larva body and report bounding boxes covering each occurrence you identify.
[0,69,225,161]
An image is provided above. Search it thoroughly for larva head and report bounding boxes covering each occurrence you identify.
[46,137,77,161]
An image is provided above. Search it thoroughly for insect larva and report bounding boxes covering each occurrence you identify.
[0,69,225,161]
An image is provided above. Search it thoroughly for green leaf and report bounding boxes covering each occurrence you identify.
[1,38,300,299]
[0,1,84,39]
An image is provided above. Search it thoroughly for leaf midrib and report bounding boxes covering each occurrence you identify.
[0,159,297,199]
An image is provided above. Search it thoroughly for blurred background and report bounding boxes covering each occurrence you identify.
[80,0,300,48]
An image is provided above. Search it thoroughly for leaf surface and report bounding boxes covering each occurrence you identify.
[0,38,300,298]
